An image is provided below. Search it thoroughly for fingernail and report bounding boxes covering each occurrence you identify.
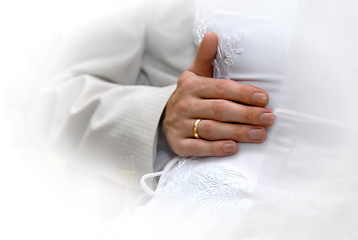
[249,129,264,140]
[223,142,236,153]
[260,113,275,125]
[252,93,267,105]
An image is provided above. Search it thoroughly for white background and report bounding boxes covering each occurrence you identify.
[0,1,129,239]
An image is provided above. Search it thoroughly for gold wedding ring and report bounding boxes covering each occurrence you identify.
[193,118,202,139]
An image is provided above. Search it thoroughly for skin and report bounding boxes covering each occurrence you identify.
[162,32,275,158]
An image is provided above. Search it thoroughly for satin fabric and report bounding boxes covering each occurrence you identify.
[112,0,358,239]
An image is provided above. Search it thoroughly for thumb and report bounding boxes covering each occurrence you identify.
[189,32,218,77]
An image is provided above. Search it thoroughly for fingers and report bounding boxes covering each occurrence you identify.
[180,119,267,143]
[193,99,275,126]
[196,78,269,107]
[184,32,268,107]
[178,76,269,107]
[163,32,273,158]
[174,139,238,158]
[195,119,267,143]
[179,98,274,127]
[188,32,218,77]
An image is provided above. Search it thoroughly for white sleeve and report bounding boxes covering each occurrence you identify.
[31,0,196,187]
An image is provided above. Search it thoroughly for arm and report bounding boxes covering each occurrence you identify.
[31,0,196,186]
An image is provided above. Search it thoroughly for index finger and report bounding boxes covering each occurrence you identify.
[193,77,269,107]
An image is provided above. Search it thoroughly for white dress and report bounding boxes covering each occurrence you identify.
[112,0,358,239]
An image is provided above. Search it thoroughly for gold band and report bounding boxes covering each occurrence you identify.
[193,118,202,139]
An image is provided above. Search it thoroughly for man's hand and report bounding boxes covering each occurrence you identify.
[163,32,275,157]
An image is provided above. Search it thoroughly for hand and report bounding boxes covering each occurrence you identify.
[163,32,275,158]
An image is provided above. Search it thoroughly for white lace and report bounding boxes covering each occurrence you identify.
[140,156,260,217]
[144,159,261,219]
[193,0,244,80]
[214,33,244,79]
[193,0,213,46]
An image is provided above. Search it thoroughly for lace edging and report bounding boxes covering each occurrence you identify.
[193,0,244,79]
[214,32,244,79]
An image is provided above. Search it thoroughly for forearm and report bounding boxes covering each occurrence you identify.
[31,0,196,186]
[32,73,176,185]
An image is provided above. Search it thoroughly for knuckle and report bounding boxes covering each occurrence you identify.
[178,71,191,85]
[181,70,192,79]
[190,141,202,156]
[237,84,250,101]
[234,127,244,141]
[180,77,196,92]
[215,80,226,98]
[176,99,189,113]
[212,100,226,117]
[201,121,213,139]
[210,142,220,156]
[239,84,250,94]
[210,142,223,156]
[244,108,257,123]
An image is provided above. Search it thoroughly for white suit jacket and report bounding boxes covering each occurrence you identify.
[31,0,196,187]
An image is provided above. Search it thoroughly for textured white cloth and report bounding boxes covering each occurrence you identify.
[31,0,358,238]
[31,0,195,187]
[116,0,358,239]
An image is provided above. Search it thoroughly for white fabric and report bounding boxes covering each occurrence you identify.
[31,0,196,187]
[31,0,358,238]
[193,0,300,183]
[140,157,180,197]
[118,0,358,239]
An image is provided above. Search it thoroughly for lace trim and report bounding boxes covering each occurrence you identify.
[194,0,244,79]
[214,33,244,79]
[146,159,259,218]
[193,0,213,46]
